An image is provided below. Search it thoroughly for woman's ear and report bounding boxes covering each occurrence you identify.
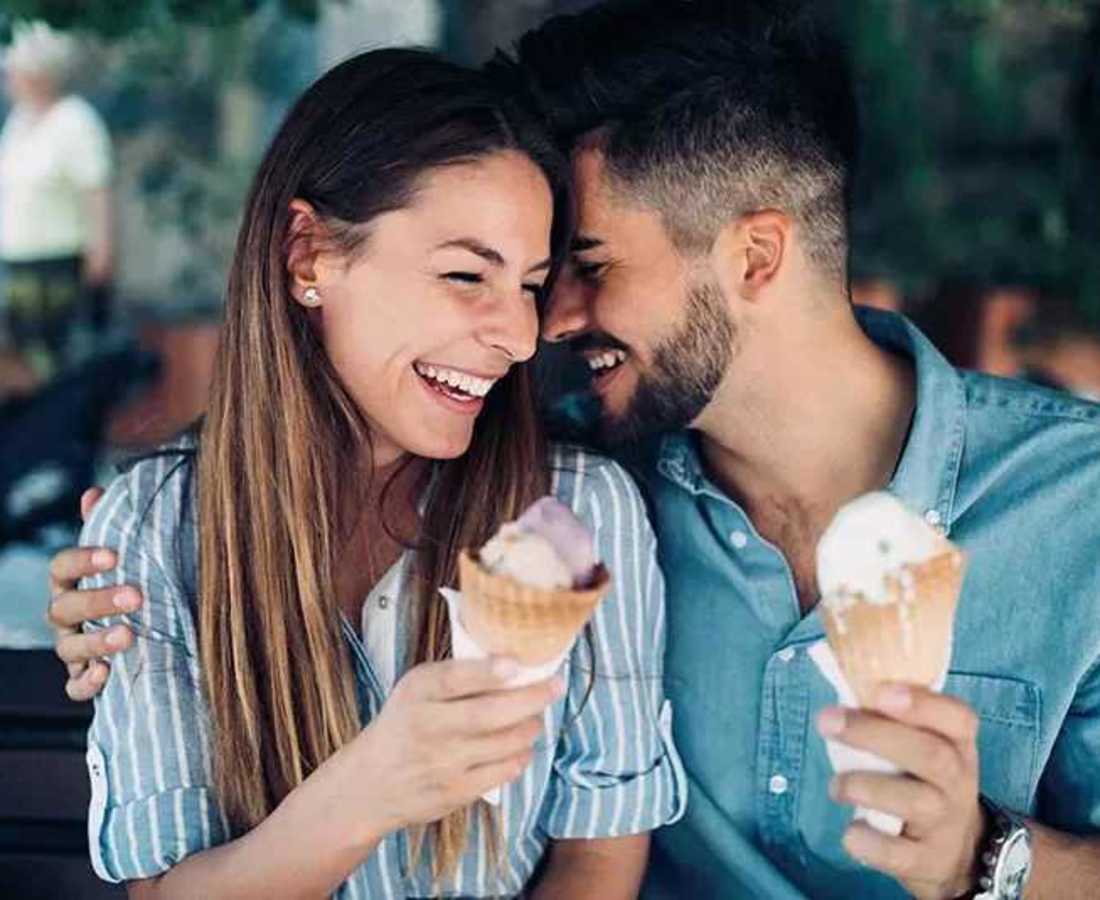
[285,199,326,308]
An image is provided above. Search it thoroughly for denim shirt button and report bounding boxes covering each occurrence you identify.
[729,530,749,549]
[768,774,789,795]
[924,509,942,527]
[776,647,795,663]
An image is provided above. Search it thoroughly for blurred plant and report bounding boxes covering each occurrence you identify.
[1,4,318,306]
[1069,7,1100,319]
[835,0,1100,320]
[0,3,318,312]
[97,8,314,309]
[0,1,324,39]
[3,0,1097,319]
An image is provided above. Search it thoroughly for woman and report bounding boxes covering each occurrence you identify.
[63,49,682,898]
[0,21,113,380]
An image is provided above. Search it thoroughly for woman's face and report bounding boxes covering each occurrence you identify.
[309,150,553,464]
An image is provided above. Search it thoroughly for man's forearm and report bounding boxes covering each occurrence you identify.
[1023,820,1100,900]
[529,834,650,900]
[127,743,383,899]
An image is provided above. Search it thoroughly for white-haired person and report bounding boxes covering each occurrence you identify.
[0,20,114,382]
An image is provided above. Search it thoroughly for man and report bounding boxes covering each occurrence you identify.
[49,3,1100,898]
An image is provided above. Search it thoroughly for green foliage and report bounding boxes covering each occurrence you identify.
[4,0,1096,316]
[71,6,315,310]
[0,0,320,39]
[837,0,1100,316]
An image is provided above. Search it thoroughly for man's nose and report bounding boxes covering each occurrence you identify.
[541,272,591,344]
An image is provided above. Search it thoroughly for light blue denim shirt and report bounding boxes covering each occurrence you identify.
[642,308,1100,899]
[79,442,686,899]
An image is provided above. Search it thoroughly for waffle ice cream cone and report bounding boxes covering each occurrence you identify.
[817,492,967,707]
[820,549,965,707]
[458,550,610,666]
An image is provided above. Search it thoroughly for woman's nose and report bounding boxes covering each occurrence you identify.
[477,289,539,363]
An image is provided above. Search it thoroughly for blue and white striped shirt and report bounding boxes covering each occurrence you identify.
[80,442,686,898]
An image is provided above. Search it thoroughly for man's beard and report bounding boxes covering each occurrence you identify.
[601,279,735,445]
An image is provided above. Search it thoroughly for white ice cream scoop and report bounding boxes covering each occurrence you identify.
[479,526,575,590]
[479,497,599,590]
[817,491,943,605]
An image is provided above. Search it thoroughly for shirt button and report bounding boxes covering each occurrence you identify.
[729,530,749,549]
[769,774,789,795]
[924,509,942,527]
[777,647,796,663]
[377,595,390,610]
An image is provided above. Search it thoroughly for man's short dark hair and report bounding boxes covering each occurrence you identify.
[490,1,859,281]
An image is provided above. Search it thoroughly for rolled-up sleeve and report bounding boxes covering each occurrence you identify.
[80,459,227,882]
[540,454,687,839]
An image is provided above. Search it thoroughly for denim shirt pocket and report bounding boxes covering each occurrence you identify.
[944,672,1042,813]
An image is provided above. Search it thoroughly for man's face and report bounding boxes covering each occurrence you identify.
[542,147,735,443]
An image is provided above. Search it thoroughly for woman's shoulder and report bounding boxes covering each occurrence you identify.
[547,441,651,525]
[80,441,197,563]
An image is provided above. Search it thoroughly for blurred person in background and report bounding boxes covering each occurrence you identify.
[1013,299,1100,402]
[850,273,905,314]
[0,20,114,385]
[917,277,1037,377]
[0,20,116,651]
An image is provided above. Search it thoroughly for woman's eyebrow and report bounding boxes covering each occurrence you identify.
[433,237,505,266]
[434,237,550,275]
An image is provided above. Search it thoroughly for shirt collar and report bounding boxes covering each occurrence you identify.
[657,307,966,534]
[655,431,705,494]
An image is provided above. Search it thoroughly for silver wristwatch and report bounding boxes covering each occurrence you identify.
[973,796,1033,900]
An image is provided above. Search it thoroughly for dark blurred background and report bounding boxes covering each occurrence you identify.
[0,1,1097,896]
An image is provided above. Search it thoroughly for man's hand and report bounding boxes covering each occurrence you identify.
[818,684,985,900]
[47,487,143,701]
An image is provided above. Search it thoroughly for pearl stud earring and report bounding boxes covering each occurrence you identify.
[302,286,321,306]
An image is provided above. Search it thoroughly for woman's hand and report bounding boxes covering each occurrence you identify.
[333,657,565,842]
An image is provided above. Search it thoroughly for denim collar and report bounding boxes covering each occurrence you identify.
[656,307,966,534]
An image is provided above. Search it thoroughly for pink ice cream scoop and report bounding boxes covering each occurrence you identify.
[515,497,599,584]
[480,497,599,589]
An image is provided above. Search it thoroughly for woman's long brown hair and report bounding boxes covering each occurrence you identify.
[195,49,572,880]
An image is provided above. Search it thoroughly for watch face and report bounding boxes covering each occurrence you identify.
[994,829,1033,898]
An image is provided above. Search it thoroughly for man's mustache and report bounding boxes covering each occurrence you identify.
[566,333,630,355]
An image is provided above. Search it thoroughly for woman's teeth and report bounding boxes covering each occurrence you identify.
[414,362,496,399]
[587,349,627,372]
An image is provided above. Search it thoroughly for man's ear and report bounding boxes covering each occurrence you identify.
[285,198,327,307]
[710,210,790,301]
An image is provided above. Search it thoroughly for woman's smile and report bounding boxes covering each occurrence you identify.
[412,360,502,415]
